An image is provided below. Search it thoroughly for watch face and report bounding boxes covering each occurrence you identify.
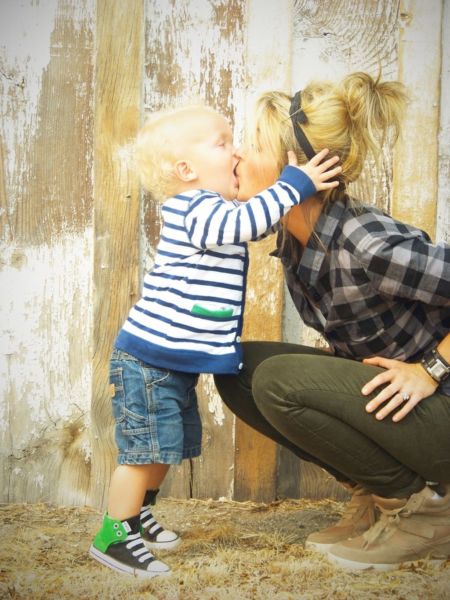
[431,361,448,380]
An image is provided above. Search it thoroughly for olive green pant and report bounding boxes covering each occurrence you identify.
[214,341,450,498]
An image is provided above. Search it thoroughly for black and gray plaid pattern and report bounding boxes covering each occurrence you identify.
[276,199,450,395]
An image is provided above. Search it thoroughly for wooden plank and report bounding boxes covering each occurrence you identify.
[392,0,443,234]
[143,0,246,500]
[292,0,401,210]
[297,461,349,501]
[0,0,95,505]
[437,0,450,244]
[90,0,143,509]
[286,0,402,499]
[235,239,283,502]
[232,0,294,503]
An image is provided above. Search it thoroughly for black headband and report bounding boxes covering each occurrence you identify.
[289,91,316,160]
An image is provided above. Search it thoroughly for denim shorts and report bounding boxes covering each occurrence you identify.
[110,349,202,465]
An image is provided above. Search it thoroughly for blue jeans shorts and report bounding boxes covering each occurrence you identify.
[110,349,202,465]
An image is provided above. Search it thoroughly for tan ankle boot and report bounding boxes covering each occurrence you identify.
[328,484,450,571]
[306,485,377,553]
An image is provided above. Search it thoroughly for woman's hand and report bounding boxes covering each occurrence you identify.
[287,149,341,191]
[361,356,439,422]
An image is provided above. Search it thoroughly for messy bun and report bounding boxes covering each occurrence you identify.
[251,72,408,200]
[337,72,408,181]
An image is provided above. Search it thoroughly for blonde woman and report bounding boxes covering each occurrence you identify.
[214,72,450,571]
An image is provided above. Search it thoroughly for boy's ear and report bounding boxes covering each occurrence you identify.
[174,160,197,182]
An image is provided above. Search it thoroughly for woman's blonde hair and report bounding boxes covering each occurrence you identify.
[247,72,408,205]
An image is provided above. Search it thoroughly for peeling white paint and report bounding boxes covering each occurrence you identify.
[437,0,450,244]
[202,374,226,427]
[0,1,57,191]
[0,230,93,448]
[244,0,293,124]
[33,473,45,491]
[144,0,246,135]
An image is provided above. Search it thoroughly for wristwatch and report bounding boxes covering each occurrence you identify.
[421,347,450,383]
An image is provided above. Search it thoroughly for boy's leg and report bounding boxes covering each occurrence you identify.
[139,467,181,550]
[91,350,189,577]
[108,463,170,520]
[107,463,180,550]
[90,463,171,578]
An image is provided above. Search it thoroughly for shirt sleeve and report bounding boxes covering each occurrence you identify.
[354,229,450,307]
[184,166,315,249]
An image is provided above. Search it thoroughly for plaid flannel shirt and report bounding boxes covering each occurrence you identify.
[276,198,450,395]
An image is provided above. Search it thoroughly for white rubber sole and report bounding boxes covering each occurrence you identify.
[305,540,334,554]
[327,552,447,572]
[143,536,181,551]
[89,545,171,578]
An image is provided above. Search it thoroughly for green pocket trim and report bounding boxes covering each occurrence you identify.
[191,303,234,318]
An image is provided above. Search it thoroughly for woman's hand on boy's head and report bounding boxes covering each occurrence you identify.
[289,148,341,192]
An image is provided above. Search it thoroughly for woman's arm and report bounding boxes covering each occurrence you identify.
[352,226,450,307]
[362,332,450,422]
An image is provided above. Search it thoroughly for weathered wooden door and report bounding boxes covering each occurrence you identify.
[1,0,448,509]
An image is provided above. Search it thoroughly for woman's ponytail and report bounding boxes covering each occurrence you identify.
[249,71,409,202]
[338,72,408,180]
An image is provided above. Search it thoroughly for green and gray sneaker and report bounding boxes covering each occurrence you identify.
[140,489,181,551]
[89,513,170,578]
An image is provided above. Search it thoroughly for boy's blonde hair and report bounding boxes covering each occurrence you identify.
[134,104,216,201]
[246,72,408,205]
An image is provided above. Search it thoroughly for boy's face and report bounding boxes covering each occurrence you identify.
[178,109,239,200]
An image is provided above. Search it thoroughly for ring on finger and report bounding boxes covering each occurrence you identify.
[402,392,410,402]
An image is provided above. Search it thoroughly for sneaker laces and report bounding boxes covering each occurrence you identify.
[141,507,163,536]
[126,531,156,564]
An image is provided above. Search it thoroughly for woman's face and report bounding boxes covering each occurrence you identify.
[234,143,280,201]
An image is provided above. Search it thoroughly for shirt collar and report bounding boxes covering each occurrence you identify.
[277,198,348,286]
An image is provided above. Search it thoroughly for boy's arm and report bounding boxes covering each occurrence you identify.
[253,222,281,241]
[185,150,340,249]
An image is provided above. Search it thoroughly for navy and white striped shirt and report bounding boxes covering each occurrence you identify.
[115,165,315,374]
[277,198,450,395]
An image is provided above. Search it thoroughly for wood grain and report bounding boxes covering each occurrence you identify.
[287,0,405,499]
[393,0,442,236]
[437,0,450,244]
[144,0,245,500]
[90,0,143,508]
[0,0,95,504]
[232,0,294,503]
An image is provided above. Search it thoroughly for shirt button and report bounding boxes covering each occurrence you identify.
[236,336,241,342]
[238,362,243,370]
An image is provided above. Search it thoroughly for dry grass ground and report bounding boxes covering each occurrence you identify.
[1,497,449,600]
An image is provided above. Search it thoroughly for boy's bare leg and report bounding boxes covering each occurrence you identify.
[108,463,170,520]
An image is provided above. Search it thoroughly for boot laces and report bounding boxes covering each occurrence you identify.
[362,506,403,547]
[340,496,376,526]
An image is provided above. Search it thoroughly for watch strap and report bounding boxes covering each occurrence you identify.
[421,347,450,383]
